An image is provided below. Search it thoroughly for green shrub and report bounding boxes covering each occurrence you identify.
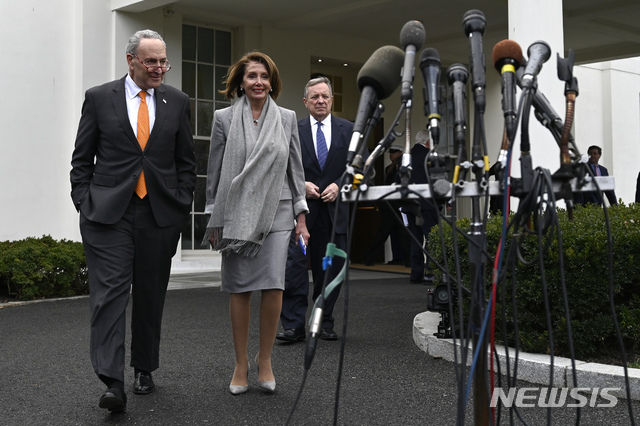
[427,203,640,360]
[0,235,88,301]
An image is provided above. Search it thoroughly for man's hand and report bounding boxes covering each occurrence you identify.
[306,181,321,199]
[320,183,339,203]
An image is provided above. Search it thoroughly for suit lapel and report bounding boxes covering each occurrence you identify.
[111,77,139,149]
[325,115,344,167]
[300,118,321,172]
[150,85,167,144]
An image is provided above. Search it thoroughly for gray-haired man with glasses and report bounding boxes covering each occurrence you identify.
[70,29,195,412]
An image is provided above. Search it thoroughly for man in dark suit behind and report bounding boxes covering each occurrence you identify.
[405,130,440,284]
[277,76,352,342]
[70,30,196,412]
[579,145,618,206]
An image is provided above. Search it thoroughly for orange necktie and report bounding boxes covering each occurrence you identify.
[135,91,149,198]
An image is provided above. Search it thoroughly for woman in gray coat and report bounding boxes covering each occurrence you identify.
[204,52,309,394]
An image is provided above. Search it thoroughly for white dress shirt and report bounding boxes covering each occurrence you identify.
[310,115,332,158]
[125,74,156,136]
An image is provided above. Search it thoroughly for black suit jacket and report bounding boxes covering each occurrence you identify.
[70,75,196,227]
[581,163,617,206]
[298,115,353,234]
[408,143,441,214]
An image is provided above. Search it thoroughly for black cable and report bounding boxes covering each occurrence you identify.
[284,369,309,426]
[332,176,361,426]
[592,174,637,424]
[286,169,351,425]
[532,169,556,426]
[541,167,581,425]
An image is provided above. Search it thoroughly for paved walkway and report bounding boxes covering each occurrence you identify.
[1,269,638,425]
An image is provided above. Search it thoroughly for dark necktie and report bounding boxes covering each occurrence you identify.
[316,122,328,169]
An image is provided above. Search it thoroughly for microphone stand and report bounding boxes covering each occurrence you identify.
[552,50,580,219]
[345,102,385,193]
[398,101,413,198]
[469,103,490,426]
[361,102,406,188]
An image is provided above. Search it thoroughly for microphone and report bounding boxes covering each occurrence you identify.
[419,47,441,145]
[346,45,404,165]
[399,20,426,103]
[447,64,469,183]
[492,39,523,139]
[520,40,551,89]
[462,9,486,112]
[515,61,563,133]
[447,64,469,146]
[351,102,384,171]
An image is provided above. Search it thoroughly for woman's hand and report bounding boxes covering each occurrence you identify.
[295,213,310,249]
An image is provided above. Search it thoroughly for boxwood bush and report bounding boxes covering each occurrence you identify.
[0,235,88,301]
[427,202,640,360]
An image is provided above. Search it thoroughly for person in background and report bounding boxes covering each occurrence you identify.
[363,143,411,267]
[70,29,196,412]
[277,76,353,343]
[204,51,309,395]
[579,145,618,206]
[404,129,439,284]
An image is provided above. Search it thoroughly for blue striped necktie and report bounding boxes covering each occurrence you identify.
[316,122,328,169]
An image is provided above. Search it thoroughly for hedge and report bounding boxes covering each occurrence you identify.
[0,235,88,301]
[427,202,640,360]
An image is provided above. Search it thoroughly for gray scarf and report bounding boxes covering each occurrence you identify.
[207,96,289,257]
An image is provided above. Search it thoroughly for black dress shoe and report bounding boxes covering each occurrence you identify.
[320,328,338,340]
[133,371,155,395]
[276,328,306,342]
[99,386,127,412]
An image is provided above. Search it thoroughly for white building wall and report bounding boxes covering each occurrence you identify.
[607,59,640,203]
[574,59,640,204]
[0,1,83,242]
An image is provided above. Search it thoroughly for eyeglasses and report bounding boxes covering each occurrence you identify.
[133,55,171,72]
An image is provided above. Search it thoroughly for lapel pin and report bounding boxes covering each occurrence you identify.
[163,99,167,104]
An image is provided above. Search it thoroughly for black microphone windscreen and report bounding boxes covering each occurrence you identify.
[400,20,426,50]
[419,47,441,69]
[447,63,469,85]
[357,45,404,100]
[462,9,486,36]
[527,40,551,63]
[492,40,523,71]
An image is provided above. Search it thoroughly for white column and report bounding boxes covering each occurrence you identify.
[508,0,566,173]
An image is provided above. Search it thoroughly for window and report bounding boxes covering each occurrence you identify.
[181,24,233,250]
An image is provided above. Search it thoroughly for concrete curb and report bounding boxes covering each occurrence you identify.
[413,311,640,400]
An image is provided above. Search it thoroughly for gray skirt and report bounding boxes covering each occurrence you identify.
[220,199,294,293]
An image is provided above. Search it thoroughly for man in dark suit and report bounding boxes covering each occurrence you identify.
[579,145,618,206]
[70,30,196,412]
[405,130,440,284]
[277,76,352,342]
[363,144,411,266]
